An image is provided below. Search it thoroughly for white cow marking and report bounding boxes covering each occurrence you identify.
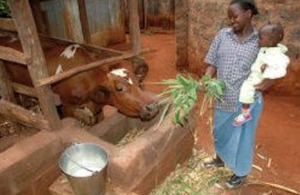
[60,44,80,59]
[110,68,133,85]
[55,64,63,75]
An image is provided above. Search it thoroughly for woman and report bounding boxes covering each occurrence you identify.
[203,0,274,189]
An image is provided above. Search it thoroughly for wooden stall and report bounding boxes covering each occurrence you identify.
[0,0,142,131]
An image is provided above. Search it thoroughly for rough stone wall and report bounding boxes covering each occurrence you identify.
[187,0,300,95]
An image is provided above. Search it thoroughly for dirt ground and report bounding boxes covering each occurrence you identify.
[0,32,299,194]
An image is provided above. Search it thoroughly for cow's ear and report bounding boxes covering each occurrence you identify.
[90,86,110,104]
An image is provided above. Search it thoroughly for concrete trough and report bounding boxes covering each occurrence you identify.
[0,108,195,195]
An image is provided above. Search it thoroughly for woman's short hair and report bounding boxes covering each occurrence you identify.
[230,0,259,16]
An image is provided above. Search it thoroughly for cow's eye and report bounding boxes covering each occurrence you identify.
[115,83,125,92]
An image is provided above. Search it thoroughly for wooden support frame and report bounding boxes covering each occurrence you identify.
[77,0,91,44]
[0,99,51,131]
[40,35,125,56]
[0,46,31,65]
[35,52,145,87]
[143,0,148,29]
[63,0,84,43]
[0,0,144,132]
[128,0,141,55]
[0,18,15,31]
[8,0,61,130]
[12,83,62,106]
[0,60,16,102]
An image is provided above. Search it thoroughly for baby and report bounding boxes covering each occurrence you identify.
[233,23,290,126]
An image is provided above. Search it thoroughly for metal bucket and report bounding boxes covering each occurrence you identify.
[59,143,108,195]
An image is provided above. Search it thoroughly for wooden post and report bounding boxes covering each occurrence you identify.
[0,60,20,131]
[30,0,48,34]
[143,0,148,29]
[128,0,141,55]
[0,60,16,102]
[0,99,51,131]
[8,0,61,130]
[77,0,91,44]
[62,0,84,43]
[175,0,189,70]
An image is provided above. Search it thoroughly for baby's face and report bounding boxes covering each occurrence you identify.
[258,26,278,47]
[258,30,273,47]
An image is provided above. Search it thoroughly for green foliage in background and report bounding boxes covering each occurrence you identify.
[0,0,11,18]
[157,74,226,125]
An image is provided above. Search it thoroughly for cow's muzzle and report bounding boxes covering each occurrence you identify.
[140,103,159,120]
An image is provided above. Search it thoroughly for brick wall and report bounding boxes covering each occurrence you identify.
[187,0,300,95]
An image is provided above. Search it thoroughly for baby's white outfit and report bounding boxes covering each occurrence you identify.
[239,44,290,104]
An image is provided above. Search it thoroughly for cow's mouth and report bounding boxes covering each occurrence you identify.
[139,103,159,121]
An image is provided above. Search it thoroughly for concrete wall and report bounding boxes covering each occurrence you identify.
[187,0,300,95]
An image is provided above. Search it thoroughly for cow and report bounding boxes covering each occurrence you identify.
[0,33,158,125]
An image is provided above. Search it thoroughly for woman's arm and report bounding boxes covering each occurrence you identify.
[205,64,217,77]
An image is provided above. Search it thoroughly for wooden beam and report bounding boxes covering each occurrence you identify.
[35,52,142,87]
[0,18,16,31]
[30,0,48,34]
[175,0,189,70]
[0,60,20,131]
[77,0,91,44]
[40,34,125,56]
[128,0,141,55]
[143,0,148,29]
[62,0,84,43]
[0,46,31,65]
[8,0,61,130]
[12,83,62,106]
[0,60,16,102]
[0,99,51,131]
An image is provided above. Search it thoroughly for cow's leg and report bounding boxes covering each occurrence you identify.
[62,101,100,125]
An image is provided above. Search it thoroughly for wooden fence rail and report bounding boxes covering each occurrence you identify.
[0,99,51,131]
[0,46,31,65]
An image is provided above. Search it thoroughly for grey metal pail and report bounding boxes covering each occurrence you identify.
[59,143,108,195]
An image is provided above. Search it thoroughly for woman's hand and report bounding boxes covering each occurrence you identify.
[254,79,275,91]
[205,65,216,77]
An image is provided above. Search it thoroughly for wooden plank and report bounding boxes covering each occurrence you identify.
[0,60,16,102]
[35,52,142,87]
[30,0,48,34]
[144,0,148,29]
[128,0,141,55]
[175,0,189,70]
[40,34,125,56]
[62,0,84,43]
[77,0,91,44]
[0,18,16,31]
[0,60,20,131]
[0,46,31,65]
[8,0,61,130]
[12,83,62,106]
[0,99,51,131]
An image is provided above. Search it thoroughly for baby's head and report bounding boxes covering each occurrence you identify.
[258,23,284,47]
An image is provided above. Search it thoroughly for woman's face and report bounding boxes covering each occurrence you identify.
[228,3,252,33]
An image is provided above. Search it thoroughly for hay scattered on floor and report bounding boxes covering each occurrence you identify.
[150,149,230,195]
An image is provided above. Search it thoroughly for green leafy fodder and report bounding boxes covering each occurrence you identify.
[158,74,225,125]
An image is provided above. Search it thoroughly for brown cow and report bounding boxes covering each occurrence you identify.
[1,34,158,125]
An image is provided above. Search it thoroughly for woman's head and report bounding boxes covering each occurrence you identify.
[228,0,258,33]
[258,23,284,47]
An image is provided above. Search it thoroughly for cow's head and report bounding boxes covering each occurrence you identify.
[104,68,158,120]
